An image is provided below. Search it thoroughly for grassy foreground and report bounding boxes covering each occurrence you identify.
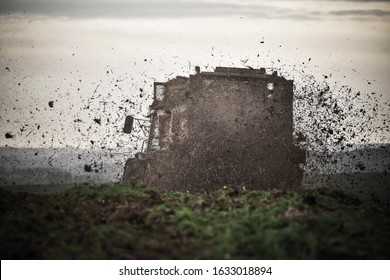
[0,183,389,259]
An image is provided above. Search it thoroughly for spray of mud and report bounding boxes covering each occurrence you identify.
[1,63,389,200]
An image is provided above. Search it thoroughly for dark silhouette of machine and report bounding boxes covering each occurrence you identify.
[123,67,305,191]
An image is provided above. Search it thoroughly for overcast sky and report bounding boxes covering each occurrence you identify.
[1,0,390,19]
[1,0,389,152]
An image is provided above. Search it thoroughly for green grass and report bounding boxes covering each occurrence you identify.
[0,183,389,259]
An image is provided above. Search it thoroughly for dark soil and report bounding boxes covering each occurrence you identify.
[0,183,389,259]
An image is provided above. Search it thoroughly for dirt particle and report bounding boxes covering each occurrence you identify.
[5,133,13,139]
[84,164,92,172]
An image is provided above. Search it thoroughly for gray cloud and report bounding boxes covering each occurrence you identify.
[0,0,265,18]
[329,9,390,17]
[0,0,389,20]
